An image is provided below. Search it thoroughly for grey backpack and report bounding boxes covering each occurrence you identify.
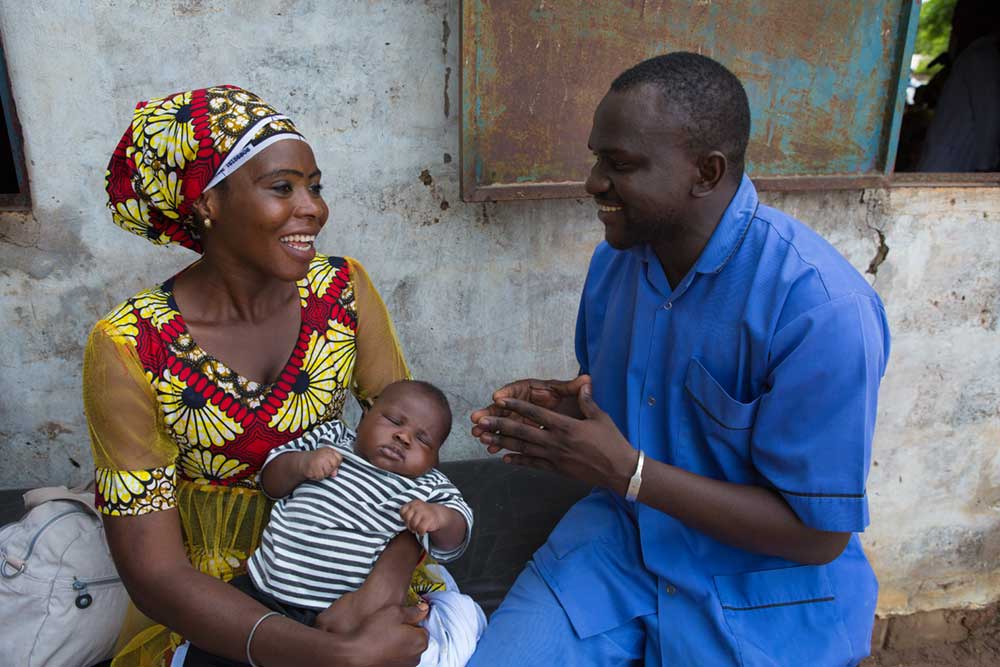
[0,487,129,666]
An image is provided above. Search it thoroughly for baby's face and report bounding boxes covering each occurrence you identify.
[354,385,448,478]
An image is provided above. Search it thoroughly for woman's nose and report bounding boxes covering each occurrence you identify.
[295,189,324,220]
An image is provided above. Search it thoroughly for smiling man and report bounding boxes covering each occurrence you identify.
[469,53,890,666]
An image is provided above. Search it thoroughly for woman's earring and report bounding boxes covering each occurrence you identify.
[203,218,213,230]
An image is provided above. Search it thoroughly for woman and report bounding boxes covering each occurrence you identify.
[87,85,429,667]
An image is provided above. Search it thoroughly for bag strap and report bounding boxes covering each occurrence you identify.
[23,485,101,519]
[0,486,102,579]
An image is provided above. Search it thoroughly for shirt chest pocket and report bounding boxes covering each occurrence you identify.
[679,357,759,481]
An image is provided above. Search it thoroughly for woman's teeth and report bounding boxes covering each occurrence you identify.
[280,234,316,250]
[597,204,622,212]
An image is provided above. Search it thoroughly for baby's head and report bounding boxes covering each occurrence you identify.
[354,379,452,478]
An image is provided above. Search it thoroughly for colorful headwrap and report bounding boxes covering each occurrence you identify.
[105,85,304,253]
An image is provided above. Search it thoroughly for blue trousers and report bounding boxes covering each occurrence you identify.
[468,561,659,667]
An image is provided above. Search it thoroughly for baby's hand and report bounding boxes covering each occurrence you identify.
[299,447,343,481]
[400,500,449,536]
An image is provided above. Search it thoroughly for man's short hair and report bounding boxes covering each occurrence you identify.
[611,52,751,179]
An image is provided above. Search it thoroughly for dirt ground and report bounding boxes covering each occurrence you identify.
[862,604,1000,667]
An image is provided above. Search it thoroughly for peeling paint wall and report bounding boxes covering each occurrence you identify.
[0,1,996,617]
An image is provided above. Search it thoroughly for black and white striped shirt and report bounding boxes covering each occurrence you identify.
[247,420,473,611]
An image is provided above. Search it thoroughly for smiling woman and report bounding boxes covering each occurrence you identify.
[85,86,430,667]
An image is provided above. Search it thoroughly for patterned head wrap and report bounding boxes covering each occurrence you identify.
[105,85,304,253]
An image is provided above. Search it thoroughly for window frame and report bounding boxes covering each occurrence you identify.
[460,1,1000,201]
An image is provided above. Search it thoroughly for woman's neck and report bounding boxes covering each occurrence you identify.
[174,253,298,326]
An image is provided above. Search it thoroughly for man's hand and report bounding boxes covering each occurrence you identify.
[399,500,450,536]
[299,447,343,481]
[470,375,591,454]
[474,382,638,491]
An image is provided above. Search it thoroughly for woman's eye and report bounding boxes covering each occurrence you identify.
[272,183,293,194]
[309,183,324,195]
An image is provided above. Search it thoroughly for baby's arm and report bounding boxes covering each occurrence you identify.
[399,501,468,552]
[260,447,343,498]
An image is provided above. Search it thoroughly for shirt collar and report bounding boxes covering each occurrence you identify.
[625,174,758,275]
[692,174,759,275]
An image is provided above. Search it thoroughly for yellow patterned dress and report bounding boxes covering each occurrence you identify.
[84,254,431,667]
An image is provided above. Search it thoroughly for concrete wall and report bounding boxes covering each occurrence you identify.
[0,1,996,616]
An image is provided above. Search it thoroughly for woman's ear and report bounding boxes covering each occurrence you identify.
[191,189,220,224]
[691,151,728,198]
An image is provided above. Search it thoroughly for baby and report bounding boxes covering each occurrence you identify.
[183,379,476,667]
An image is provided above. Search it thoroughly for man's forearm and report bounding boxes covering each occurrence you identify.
[635,457,851,565]
[259,452,308,498]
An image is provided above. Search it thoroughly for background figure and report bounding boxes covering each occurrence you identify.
[917,32,1000,172]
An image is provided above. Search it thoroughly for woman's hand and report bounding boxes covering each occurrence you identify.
[471,375,591,454]
[339,604,430,667]
[316,594,429,658]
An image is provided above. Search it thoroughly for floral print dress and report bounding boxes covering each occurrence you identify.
[84,254,410,666]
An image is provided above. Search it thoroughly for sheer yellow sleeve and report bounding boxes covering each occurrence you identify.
[347,257,410,408]
[84,320,179,516]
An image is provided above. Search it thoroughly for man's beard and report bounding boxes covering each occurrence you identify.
[611,207,683,249]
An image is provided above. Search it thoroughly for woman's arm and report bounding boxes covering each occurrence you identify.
[104,509,428,667]
[316,532,424,634]
[348,257,410,408]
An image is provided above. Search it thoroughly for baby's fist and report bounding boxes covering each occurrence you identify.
[300,447,343,480]
[399,500,445,536]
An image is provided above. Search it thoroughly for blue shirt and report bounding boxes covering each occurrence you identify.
[533,176,889,666]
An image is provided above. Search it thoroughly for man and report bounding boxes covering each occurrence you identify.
[469,53,889,666]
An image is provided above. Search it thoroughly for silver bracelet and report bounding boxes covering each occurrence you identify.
[246,611,282,667]
[625,450,645,502]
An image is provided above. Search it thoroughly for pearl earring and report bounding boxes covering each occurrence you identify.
[203,218,213,230]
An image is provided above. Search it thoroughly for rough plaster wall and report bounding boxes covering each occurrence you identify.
[763,187,1000,616]
[0,1,996,616]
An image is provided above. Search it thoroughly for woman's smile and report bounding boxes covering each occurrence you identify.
[279,232,317,261]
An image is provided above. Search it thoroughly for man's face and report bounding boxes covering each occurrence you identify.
[584,85,701,250]
[354,385,448,478]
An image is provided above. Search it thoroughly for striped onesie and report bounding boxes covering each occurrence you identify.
[247,420,473,611]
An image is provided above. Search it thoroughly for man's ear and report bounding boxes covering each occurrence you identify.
[691,151,728,198]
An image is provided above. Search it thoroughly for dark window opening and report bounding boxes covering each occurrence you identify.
[0,107,19,194]
[0,35,29,208]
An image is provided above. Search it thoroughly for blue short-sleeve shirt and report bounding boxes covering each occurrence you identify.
[533,175,889,666]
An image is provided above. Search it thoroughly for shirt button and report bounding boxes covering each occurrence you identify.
[666,584,677,595]
[663,302,672,310]
[647,395,656,406]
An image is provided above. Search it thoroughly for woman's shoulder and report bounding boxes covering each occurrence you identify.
[303,253,375,300]
[91,282,175,347]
